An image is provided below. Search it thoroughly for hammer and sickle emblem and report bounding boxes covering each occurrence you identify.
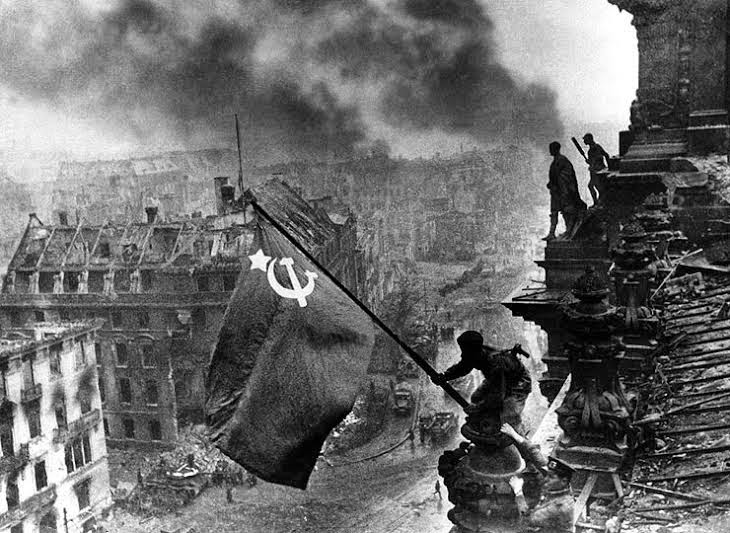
[266,257,318,307]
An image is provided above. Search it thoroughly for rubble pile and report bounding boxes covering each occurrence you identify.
[327,384,390,453]
[150,426,248,479]
[689,156,730,206]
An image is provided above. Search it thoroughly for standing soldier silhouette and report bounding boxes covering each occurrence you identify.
[582,133,610,205]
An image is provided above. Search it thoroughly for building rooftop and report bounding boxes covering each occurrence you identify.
[0,320,103,360]
[6,179,339,275]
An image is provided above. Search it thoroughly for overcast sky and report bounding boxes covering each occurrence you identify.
[0,0,637,161]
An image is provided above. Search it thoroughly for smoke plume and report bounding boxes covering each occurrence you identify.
[0,0,563,161]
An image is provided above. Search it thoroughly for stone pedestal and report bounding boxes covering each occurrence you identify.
[439,399,535,531]
[440,443,526,532]
[552,268,632,498]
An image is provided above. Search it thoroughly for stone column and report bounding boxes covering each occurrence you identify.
[610,221,657,310]
[608,0,730,152]
[553,267,631,498]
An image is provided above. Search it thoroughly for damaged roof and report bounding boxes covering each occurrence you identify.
[626,275,730,525]
[0,320,104,362]
[6,179,338,273]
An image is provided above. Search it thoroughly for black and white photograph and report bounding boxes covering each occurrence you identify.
[0,1,729,532]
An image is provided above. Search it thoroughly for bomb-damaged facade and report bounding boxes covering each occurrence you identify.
[0,179,362,446]
[0,320,111,533]
[52,149,239,225]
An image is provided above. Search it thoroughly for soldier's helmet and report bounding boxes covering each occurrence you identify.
[456,330,483,353]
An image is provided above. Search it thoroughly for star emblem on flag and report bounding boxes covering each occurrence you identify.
[248,249,271,272]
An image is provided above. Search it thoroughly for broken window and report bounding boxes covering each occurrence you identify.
[140,270,153,291]
[98,374,105,404]
[0,421,14,456]
[196,276,209,292]
[64,442,74,472]
[82,434,91,463]
[98,242,111,258]
[34,460,47,490]
[39,272,54,293]
[138,310,150,329]
[75,338,87,369]
[49,344,62,376]
[223,274,237,292]
[111,311,123,329]
[88,271,104,292]
[119,378,132,404]
[149,420,162,441]
[55,401,67,430]
[115,343,128,367]
[10,523,22,533]
[67,271,79,292]
[27,402,42,438]
[75,479,91,510]
[141,344,155,368]
[59,308,70,321]
[145,381,158,405]
[22,356,35,390]
[34,310,45,322]
[94,342,102,362]
[79,392,92,415]
[72,438,84,469]
[103,418,109,437]
[9,311,22,327]
[6,476,19,509]
[123,419,135,439]
[193,308,206,328]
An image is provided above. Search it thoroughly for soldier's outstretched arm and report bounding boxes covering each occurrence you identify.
[441,360,473,381]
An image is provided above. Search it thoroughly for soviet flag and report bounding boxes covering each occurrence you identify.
[206,220,375,489]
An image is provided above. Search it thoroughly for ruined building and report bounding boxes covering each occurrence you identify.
[0,321,111,533]
[253,146,542,268]
[0,179,361,446]
[52,149,238,225]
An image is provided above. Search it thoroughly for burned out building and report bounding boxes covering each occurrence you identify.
[0,179,360,447]
[0,321,111,533]
[252,146,543,272]
[52,149,238,226]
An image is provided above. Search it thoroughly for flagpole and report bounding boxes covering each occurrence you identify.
[245,192,470,410]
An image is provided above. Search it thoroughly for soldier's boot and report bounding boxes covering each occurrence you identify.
[542,213,558,241]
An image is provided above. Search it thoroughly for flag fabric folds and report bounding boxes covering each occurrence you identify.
[206,220,374,489]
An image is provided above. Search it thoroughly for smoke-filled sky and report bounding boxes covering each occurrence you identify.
[0,0,636,163]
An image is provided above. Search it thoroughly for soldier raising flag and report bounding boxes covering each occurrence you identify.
[206,186,470,489]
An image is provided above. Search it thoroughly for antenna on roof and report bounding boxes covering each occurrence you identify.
[235,114,244,195]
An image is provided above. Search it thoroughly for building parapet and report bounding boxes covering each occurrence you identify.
[69,408,101,436]
[20,382,42,403]
[0,292,233,308]
[54,409,101,442]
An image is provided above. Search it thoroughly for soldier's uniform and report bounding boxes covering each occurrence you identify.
[585,138,609,205]
[546,148,586,240]
[442,332,531,428]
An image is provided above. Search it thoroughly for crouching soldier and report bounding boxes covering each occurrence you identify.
[433,330,531,430]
